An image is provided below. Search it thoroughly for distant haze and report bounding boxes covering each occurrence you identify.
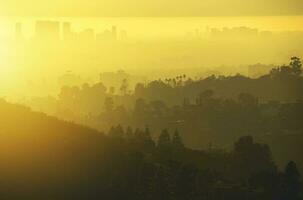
[0,0,303,17]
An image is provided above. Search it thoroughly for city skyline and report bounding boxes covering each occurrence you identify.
[14,20,122,41]
[11,19,303,43]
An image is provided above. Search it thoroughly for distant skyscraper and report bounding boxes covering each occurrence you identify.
[112,26,117,40]
[35,20,60,41]
[63,22,72,41]
[15,22,23,41]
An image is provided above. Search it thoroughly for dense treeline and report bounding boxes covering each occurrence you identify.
[133,57,303,104]
[101,126,303,200]
[25,57,303,172]
[28,57,303,118]
[95,88,303,173]
[0,98,302,199]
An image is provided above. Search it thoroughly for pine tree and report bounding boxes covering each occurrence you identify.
[172,129,184,150]
[290,57,302,76]
[282,161,302,200]
[158,129,171,149]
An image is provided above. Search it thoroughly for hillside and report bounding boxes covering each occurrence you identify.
[0,99,106,199]
[0,98,302,200]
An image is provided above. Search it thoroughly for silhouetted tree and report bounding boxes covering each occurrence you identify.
[232,136,276,182]
[143,126,156,152]
[282,161,302,200]
[158,129,171,149]
[172,129,184,150]
[290,57,302,76]
[157,129,172,162]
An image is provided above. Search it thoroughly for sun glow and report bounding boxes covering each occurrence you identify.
[0,41,11,77]
[0,15,302,100]
[0,36,19,97]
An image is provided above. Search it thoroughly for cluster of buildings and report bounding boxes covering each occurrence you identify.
[185,26,269,40]
[209,26,260,38]
[15,20,127,43]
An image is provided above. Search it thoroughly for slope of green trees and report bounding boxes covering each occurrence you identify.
[0,98,302,199]
[24,57,303,174]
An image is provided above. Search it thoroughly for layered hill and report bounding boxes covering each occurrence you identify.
[0,99,106,199]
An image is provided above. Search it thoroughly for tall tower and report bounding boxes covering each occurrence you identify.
[112,26,117,40]
[63,22,72,41]
[15,22,23,42]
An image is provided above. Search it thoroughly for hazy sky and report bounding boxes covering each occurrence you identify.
[1,0,303,17]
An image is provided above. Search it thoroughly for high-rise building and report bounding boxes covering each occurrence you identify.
[35,20,60,41]
[112,26,117,40]
[63,22,73,41]
[15,22,23,41]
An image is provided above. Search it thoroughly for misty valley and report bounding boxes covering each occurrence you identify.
[0,7,302,200]
[0,57,302,200]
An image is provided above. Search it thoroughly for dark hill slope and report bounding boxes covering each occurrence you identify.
[0,99,107,199]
